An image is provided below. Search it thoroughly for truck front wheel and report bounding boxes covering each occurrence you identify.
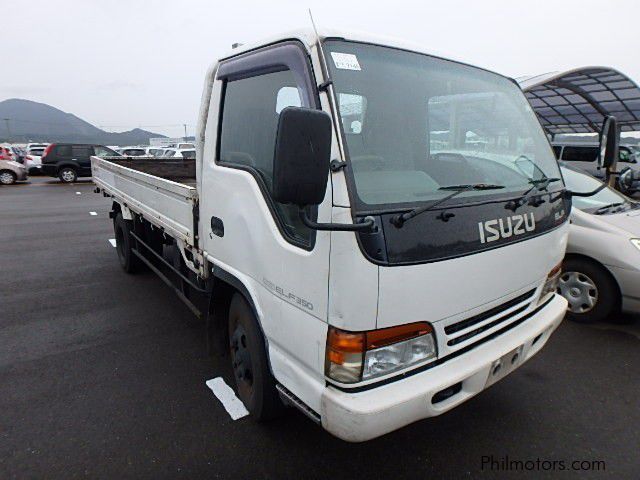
[228,293,283,420]
[113,213,144,274]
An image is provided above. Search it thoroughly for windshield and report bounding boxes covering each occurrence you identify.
[560,166,635,213]
[324,40,562,208]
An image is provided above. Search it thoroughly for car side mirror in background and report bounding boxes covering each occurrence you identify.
[272,107,332,207]
[598,115,619,170]
[272,106,375,232]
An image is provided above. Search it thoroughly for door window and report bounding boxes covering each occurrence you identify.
[561,146,599,162]
[71,146,91,158]
[94,146,119,157]
[219,68,314,246]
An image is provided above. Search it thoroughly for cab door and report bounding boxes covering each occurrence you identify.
[199,42,332,405]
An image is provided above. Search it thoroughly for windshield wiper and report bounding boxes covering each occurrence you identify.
[505,177,562,211]
[593,202,625,215]
[390,183,504,228]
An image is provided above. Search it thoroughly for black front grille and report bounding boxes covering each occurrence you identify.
[444,289,537,338]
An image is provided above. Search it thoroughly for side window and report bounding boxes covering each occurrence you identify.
[56,145,71,157]
[552,146,562,159]
[94,146,117,157]
[71,145,91,158]
[562,146,598,162]
[219,69,314,246]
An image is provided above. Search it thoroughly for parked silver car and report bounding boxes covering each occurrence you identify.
[0,159,28,185]
[560,164,640,322]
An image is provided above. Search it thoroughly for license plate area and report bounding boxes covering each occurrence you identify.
[485,345,524,387]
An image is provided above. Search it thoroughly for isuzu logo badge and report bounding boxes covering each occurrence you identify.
[478,213,535,244]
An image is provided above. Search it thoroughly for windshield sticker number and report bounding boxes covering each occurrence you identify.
[331,52,361,71]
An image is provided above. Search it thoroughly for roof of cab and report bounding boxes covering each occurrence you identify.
[217,27,509,81]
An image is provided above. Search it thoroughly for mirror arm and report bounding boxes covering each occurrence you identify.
[299,210,376,232]
[568,184,608,198]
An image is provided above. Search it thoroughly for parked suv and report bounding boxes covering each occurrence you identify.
[40,144,119,183]
[552,142,640,193]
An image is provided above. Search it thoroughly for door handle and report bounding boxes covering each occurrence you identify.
[210,216,224,237]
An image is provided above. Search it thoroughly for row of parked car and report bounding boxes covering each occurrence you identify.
[0,143,44,184]
[114,143,195,159]
[0,142,196,184]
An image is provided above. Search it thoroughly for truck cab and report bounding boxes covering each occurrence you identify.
[95,29,570,441]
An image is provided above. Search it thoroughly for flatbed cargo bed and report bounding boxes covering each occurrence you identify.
[91,156,198,246]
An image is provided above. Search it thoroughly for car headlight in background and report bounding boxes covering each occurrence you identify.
[326,322,437,383]
[540,261,562,301]
[630,238,640,251]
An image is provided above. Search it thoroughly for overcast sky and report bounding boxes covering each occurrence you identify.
[3,0,639,137]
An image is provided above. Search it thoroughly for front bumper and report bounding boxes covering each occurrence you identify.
[16,169,28,181]
[320,294,567,442]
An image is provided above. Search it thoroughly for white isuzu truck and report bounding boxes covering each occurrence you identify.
[92,28,572,442]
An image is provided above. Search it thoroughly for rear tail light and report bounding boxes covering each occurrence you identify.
[326,322,437,384]
[42,144,54,160]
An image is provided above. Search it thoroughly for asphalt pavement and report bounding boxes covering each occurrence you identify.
[1,177,639,479]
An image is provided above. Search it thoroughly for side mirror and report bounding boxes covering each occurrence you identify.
[598,116,619,170]
[272,107,332,206]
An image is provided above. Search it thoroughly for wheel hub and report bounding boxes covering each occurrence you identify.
[0,173,13,184]
[230,325,253,389]
[558,271,598,313]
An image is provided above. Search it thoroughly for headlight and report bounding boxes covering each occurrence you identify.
[326,322,437,383]
[540,262,562,301]
[631,239,640,251]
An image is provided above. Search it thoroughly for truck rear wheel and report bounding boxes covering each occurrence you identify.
[113,213,144,274]
[228,293,283,420]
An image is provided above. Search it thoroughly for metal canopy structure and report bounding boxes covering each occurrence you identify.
[518,67,640,135]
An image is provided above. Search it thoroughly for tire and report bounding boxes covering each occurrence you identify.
[228,293,283,420]
[0,171,17,185]
[558,257,619,323]
[113,213,144,273]
[58,167,77,183]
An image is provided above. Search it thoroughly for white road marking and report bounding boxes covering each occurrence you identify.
[108,239,116,247]
[76,191,81,195]
[90,211,97,216]
[206,377,249,420]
